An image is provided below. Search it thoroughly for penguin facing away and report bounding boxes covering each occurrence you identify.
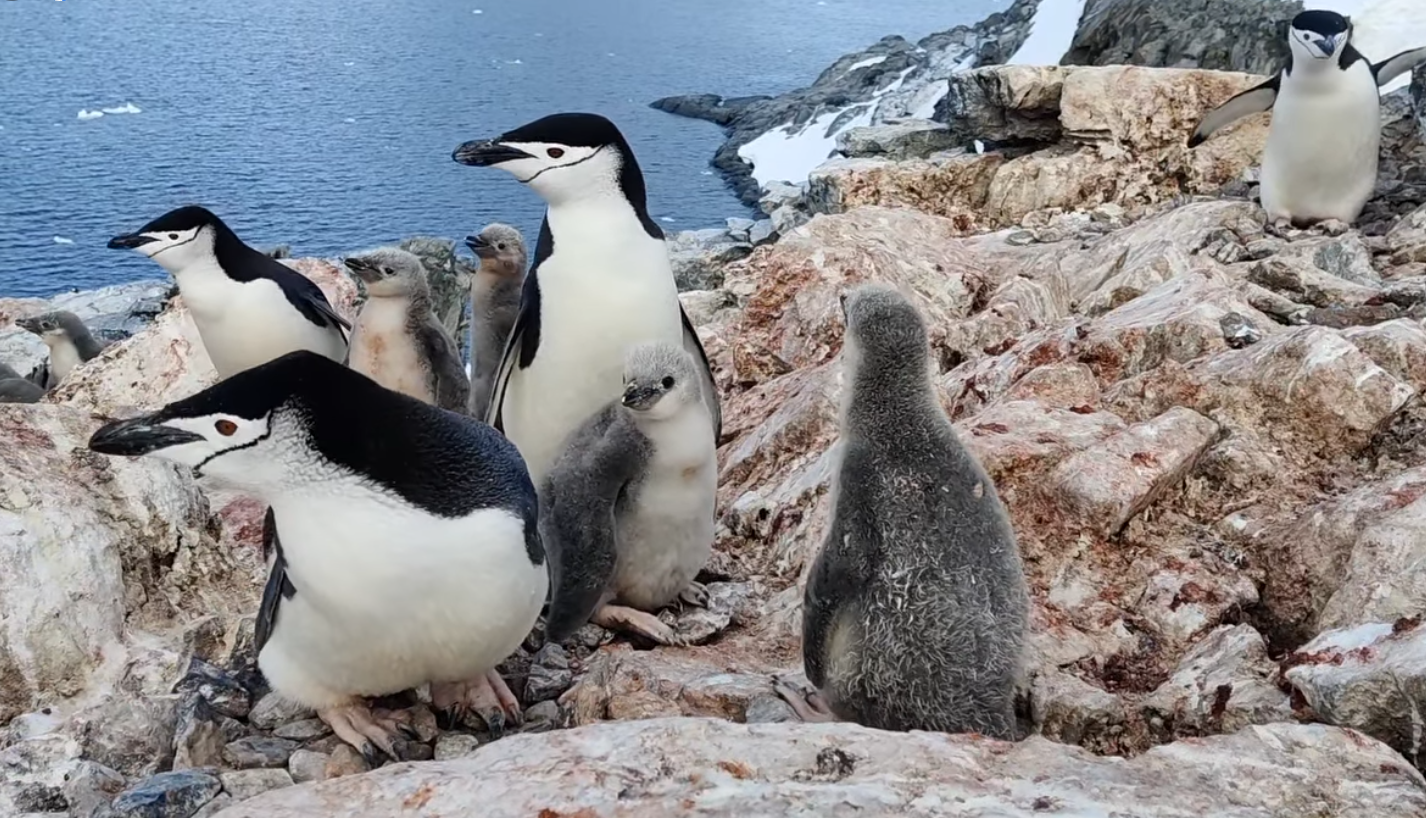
[539,340,717,647]
[16,310,108,389]
[0,377,44,404]
[1188,10,1426,230]
[465,223,528,420]
[452,112,722,485]
[87,351,547,761]
[108,205,350,380]
[343,246,471,413]
[774,283,1029,737]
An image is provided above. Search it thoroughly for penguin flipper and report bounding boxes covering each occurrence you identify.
[417,316,472,414]
[1372,46,1426,87]
[680,305,722,442]
[1187,75,1279,148]
[255,508,297,655]
[272,266,354,336]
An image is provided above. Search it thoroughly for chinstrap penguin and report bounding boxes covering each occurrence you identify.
[107,205,350,379]
[343,247,471,413]
[774,283,1029,737]
[86,351,548,760]
[465,223,528,421]
[1188,9,1426,232]
[451,112,721,485]
[16,310,108,389]
[539,341,717,646]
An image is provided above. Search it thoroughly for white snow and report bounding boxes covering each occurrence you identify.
[100,102,141,114]
[1299,621,1395,653]
[1007,0,1088,66]
[77,109,104,121]
[845,55,888,73]
[910,84,950,119]
[1332,0,1426,92]
[52,236,74,245]
[739,106,873,187]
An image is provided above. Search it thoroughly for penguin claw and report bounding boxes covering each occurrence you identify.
[397,724,422,742]
[435,705,465,732]
[358,741,385,769]
[677,582,710,609]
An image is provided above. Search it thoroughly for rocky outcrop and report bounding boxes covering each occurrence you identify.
[0,279,171,383]
[1062,0,1297,75]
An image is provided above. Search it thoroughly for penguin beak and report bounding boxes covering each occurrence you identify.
[342,257,383,284]
[621,383,662,411]
[15,317,40,334]
[107,233,157,250]
[452,139,534,167]
[88,415,205,457]
[465,234,497,259]
[1320,34,1341,56]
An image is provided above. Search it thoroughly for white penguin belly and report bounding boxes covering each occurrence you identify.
[504,241,684,483]
[46,341,83,384]
[348,298,433,403]
[181,271,346,379]
[612,412,717,610]
[1261,73,1381,224]
[257,487,547,706]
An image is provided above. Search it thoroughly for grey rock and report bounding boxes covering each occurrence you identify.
[433,734,481,761]
[666,229,753,291]
[940,66,1065,146]
[744,695,797,723]
[217,770,292,802]
[286,750,327,785]
[246,695,313,731]
[1220,312,1263,348]
[748,219,777,246]
[1415,64,1426,141]
[675,582,754,645]
[521,700,562,733]
[221,738,298,770]
[525,643,574,703]
[62,760,127,818]
[72,696,179,778]
[1144,624,1292,741]
[1062,0,1296,75]
[724,217,755,242]
[836,119,960,160]
[269,719,330,742]
[107,771,221,818]
[173,698,242,771]
[189,794,233,818]
[174,659,251,721]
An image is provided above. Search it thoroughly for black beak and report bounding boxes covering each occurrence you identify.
[107,233,156,250]
[88,416,204,457]
[452,139,533,167]
[465,234,497,259]
[15,317,40,334]
[621,383,661,410]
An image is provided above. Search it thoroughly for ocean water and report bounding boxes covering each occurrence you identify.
[0,0,1002,298]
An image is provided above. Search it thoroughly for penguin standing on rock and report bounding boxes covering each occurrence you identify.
[108,205,350,379]
[1189,9,1426,233]
[343,246,471,413]
[87,351,548,761]
[774,283,1029,738]
[16,310,108,389]
[452,112,721,485]
[465,223,528,420]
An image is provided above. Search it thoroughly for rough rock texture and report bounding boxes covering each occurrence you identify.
[1062,0,1297,75]
[835,119,960,161]
[213,718,1426,817]
[0,279,171,383]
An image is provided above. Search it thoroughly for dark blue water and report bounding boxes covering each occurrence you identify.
[0,0,999,297]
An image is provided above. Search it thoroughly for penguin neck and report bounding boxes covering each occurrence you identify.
[842,352,941,441]
[45,337,84,382]
[545,189,661,249]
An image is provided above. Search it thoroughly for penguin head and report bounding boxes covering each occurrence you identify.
[16,310,84,344]
[342,247,431,299]
[1288,10,1351,62]
[466,223,528,276]
[453,113,646,209]
[107,205,227,275]
[620,341,699,420]
[86,351,343,492]
[839,283,929,384]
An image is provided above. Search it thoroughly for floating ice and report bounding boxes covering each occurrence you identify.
[101,102,142,114]
[660,216,676,222]
[472,8,483,13]
[77,109,104,121]
[343,117,356,123]
[343,61,355,66]
[53,236,74,245]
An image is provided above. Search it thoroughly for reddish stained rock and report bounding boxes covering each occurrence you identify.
[1340,319,1426,390]
[1000,362,1102,410]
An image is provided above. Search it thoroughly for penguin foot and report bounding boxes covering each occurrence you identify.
[432,671,524,738]
[676,581,710,609]
[772,675,837,723]
[591,603,689,646]
[318,702,415,765]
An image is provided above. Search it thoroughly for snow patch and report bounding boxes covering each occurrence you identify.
[1007,0,1088,66]
[1336,0,1426,92]
[1299,622,1395,654]
[845,55,888,73]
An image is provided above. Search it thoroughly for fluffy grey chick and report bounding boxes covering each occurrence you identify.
[17,310,108,389]
[0,375,45,403]
[539,340,717,647]
[465,223,527,420]
[775,282,1029,738]
[343,247,471,412]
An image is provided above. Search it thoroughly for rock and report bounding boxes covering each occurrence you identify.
[217,769,292,802]
[744,694,797,724]
[286,750,328,785]
[190,794,233,818]
[270,720,330,742]
[1031,668,1126,752]
[939,64,1069,146]
[433,734,480,761]
[221,737,297,771]
[567,647,784,726]
[525,643,573,703]
[322,745,369,780]
[666,228,753,291]
[173,697,245,771]
[521,700,561,734]
[1286,620,1426,766]
[211,718,1426,817]
[724,217,755,241]
[246,695,315,731]
[174,659,250,721]
[1063,0,1294,75]
[1143,624,1292,740]
[71,695,179,778]
[0,279,172,379]
[747,218,777,245]
[62,760,127,818]
[107,770,221,818]
[835,119,960,160]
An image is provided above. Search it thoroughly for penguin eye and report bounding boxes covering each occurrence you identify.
[496,243,506,250]
[547,147,565,159]
[167,233,178,240]
[383,267,394,276]
[214,419,238,437]
[661,376,675,389]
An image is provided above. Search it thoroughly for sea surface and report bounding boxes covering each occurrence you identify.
[0,0,1001,298]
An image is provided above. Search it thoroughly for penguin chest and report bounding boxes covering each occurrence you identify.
[179,271,345,379]
[45,340,83,385]
[349,299,433,403]
[1262,70,1381,223]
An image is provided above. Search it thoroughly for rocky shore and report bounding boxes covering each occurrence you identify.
[8,4,1426,818]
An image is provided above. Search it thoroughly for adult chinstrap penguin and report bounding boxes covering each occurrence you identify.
[774,283,1029,737]
[465,223,528,421]
[107,205,350,379]
[451,112,721,485]
[343,247,470,413]
[87,351,548,761]
[16,310,108,389]
[1188,9,1426,232]
[539,341,717,646]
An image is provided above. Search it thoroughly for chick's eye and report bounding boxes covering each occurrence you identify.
[547,147,565,158]
[215,420,238,436]
[383,268,393,276]
[496,243,506,250]
[168,233,178,240]
[661,376,675,389]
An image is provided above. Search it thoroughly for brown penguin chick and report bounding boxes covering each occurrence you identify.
[465,223,527,421]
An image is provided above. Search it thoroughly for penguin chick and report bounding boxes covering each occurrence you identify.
[87,351,547,763]
[16,310,108,388]
[465,223,527,420]
[343,247,471,413]
[775,283,1029,737]
[0,377,45,404]
[539,340,717,646]
[0,362,23,381]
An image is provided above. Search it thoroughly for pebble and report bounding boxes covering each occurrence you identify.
[222,736,299,769]
[434,733,481,761]
[745,695,797,723]
[62,760,127,818]
[218,768,294,801]
[174,659,251,720]
[522,700,561,733]
[106,770,222,818]
[526,644,574,703]
[1219,312,1264,349]
[271,719,331,742]
[324,745,370,779]
[287,749,329,784]
[174,698,246,770]
[247,694,315,730]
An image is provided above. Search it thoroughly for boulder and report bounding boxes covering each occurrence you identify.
[834,119,961,160]
[1062,0,1295,75]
